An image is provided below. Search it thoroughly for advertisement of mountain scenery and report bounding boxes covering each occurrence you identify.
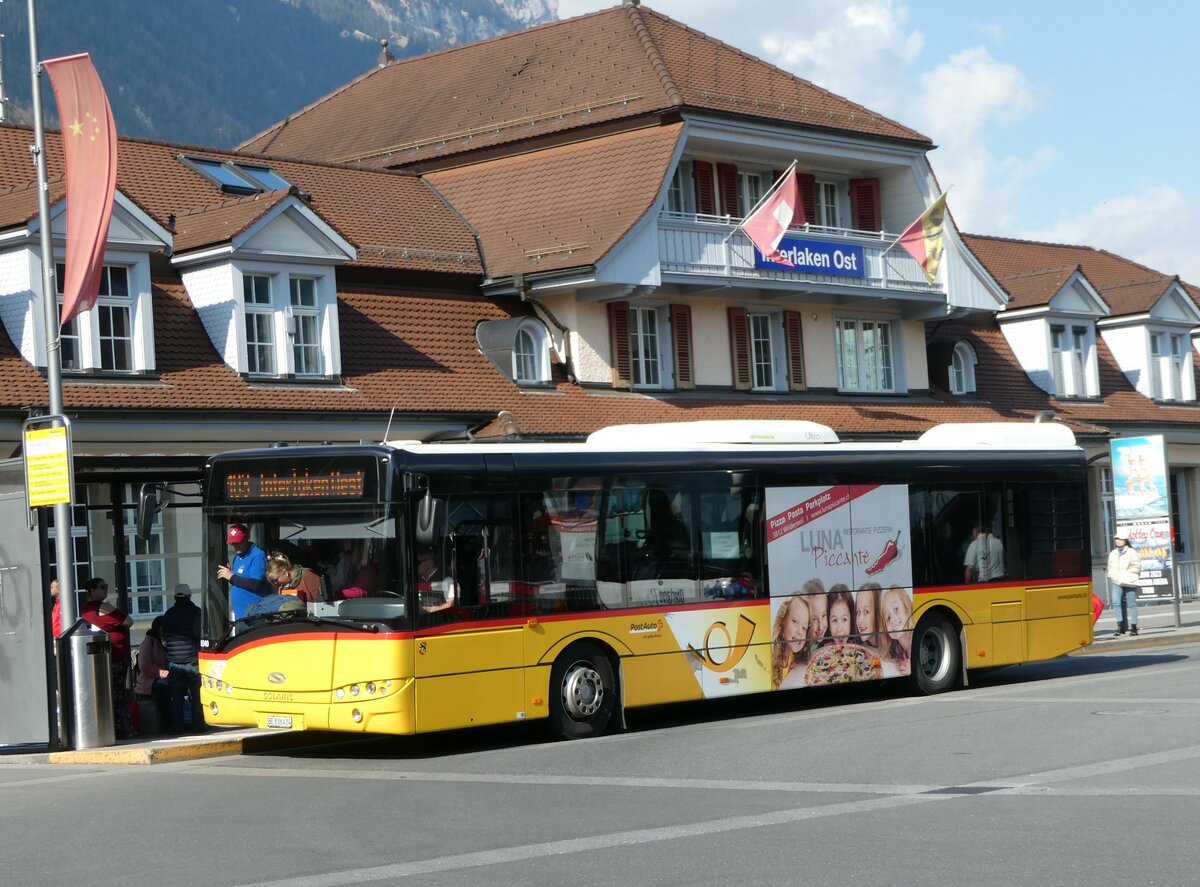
[766,485,913,689]
[1110,436,1173,596]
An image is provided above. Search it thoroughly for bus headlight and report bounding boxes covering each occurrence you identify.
[210,702,219,716]
[352,709,363,723]
[335,688,345,699]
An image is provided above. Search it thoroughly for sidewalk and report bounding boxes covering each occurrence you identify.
[0,725,343,766]
[1077,597,1200,654]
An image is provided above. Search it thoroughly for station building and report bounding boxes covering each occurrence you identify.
[0,0,1195,653]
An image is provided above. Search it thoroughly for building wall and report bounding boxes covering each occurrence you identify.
[1101,326,1147,395]
[1000,317,1053,394]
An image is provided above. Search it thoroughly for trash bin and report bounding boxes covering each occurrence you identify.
[55,620,115,750]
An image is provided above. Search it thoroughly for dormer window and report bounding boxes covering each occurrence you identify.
[55,262,147,374]
[1150,331,1189,401]
[235,266,337,379]
[512,319,551,385]
[1049,322,1094,397]
[949,341,977,395]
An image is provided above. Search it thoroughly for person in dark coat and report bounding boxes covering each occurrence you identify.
[162,583,203,733]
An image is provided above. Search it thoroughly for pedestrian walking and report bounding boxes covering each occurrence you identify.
[1107,531,1142,636]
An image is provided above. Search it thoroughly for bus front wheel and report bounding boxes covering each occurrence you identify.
[549,643,616,739]
[912,614,961,695]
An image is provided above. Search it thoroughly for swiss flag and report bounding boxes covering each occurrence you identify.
[742,168,802,266]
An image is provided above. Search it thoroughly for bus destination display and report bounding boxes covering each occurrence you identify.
[224,467,366,502]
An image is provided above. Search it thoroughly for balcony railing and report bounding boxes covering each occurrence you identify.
[657,211,942,294]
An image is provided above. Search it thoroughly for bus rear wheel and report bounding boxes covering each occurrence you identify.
[549,643,616,739]
[912,614,961,695]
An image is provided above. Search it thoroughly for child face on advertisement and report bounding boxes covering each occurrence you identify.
[856,593,876,638]
[807,592,828,640]
[781,597,810,653]
[884,589,910,639]
[829,597,852,642]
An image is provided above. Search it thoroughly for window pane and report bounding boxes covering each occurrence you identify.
[630,308,660,387]
[836,320,858,389]
[243,274,271,304]
[514,329,537,382]
[293,314,321,376]
[289,277,316,307]
[239,165,291,191]
[98,304,133,371]
[245,312,275,374]
[818,182,838,227]
[751,314,774,389]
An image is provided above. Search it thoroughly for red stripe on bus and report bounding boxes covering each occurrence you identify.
[199,630,411,660]
[914,575,1091,595]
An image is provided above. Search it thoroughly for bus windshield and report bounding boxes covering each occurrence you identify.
[205,506,403,641]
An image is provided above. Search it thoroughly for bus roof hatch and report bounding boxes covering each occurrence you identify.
[587,420,840,447]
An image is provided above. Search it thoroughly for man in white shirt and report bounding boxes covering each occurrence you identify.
[963,524,1006,583]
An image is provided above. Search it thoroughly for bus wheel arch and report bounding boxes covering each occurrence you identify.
[547,640,621,740]
[911,608,964,695]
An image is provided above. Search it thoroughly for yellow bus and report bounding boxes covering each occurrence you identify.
[190,420,1093,739]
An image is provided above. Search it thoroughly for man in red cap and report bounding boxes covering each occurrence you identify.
[217,523,268,620]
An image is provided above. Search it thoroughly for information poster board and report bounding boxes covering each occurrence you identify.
[1110,435,1172,597]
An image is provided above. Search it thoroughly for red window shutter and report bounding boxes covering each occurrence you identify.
[798,173,817,226]
[670,304,694,390]
[717,162,740,217]
[783,310,806,391]
[607,301,632,389]
[728,306,751,391]
[692,161,716,216]
[850,177,881,232]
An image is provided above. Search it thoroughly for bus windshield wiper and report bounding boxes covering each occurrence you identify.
[305,615,381,633]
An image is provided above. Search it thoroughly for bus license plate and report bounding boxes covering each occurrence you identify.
[266,715,293,729]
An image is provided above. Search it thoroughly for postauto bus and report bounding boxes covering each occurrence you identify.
[191,420,1092,739]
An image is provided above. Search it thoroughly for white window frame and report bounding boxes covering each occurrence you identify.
[1049,322,1094,398]
[665,165,687,215]
[816,179,840,229]
[243,272,276,375]
[512,319,551,385]
[835,316,897,393]
[630,305,662,389]
[288,277,322,377]
[123,483,167,617]
[236,265,339,379]
[949,341,977,395]
[1098,467,1116,557]
[54,260,151,374]
[738,170,767,220]
[1150,330,1189,402]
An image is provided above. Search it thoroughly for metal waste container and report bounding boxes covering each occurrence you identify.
[56,620,115,750]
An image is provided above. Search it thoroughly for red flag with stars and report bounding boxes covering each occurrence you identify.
[43,53,118,326]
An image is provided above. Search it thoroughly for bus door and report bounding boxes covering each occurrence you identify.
[414,495,525,732]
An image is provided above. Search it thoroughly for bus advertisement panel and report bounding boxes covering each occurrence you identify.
[766,485,912,691]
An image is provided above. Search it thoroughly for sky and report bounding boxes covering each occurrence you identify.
[556,0,1200,283]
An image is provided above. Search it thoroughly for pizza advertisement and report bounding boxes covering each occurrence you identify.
[766,485,915,690]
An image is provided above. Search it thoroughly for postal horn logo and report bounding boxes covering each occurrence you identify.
[686,614,755,673]
[266,671,287,684]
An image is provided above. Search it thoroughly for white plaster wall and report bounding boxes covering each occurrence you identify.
[572,299,612,384]
[691,300,732,386]
[0,248,36,365]
[1100,326,1146,395]
[242,209,332,258]
[182,263,241,372]
[902,319,928,390]
[1000,317,1054,394]
[878,166,926,234]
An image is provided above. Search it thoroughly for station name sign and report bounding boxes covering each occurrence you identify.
[754,237,866,278]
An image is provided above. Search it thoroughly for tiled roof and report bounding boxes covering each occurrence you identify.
[927,317,1200,434]
[0,281,525,417]
[172,190,291,253]
[963,233,1184,317]
[425,124,682,278]
[240,4,928,168]
[0,125,482,275]
[988,265,1080,310]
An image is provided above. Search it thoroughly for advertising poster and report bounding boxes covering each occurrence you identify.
[765,485,913,690]
[1110,436,1172,597]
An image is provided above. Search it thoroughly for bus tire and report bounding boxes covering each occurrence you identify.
[912,614,960,695]
[549,642,616,740]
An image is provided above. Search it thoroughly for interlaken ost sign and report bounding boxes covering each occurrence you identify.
[753,236,866,277]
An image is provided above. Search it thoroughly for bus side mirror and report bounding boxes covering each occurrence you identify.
[136,484,163,541]
[416,491,443,546]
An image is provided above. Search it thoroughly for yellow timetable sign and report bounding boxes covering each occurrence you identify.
[24,426,71,507]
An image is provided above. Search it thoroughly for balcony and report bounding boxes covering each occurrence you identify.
[657,211,942,298]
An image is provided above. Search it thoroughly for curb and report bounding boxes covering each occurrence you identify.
[10,729,348,767]
[1072,632,1200,656]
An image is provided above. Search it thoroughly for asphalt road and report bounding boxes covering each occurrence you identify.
[4,641,1200,886]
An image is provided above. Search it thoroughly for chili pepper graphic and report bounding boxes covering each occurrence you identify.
[865,531,901,575]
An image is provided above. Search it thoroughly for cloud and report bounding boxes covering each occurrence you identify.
[1025,186,1200,284]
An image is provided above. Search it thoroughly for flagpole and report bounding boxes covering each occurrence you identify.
[722,159,798,244]
[29,0,79,749]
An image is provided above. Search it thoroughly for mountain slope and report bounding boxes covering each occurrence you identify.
[1,0,557,149]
